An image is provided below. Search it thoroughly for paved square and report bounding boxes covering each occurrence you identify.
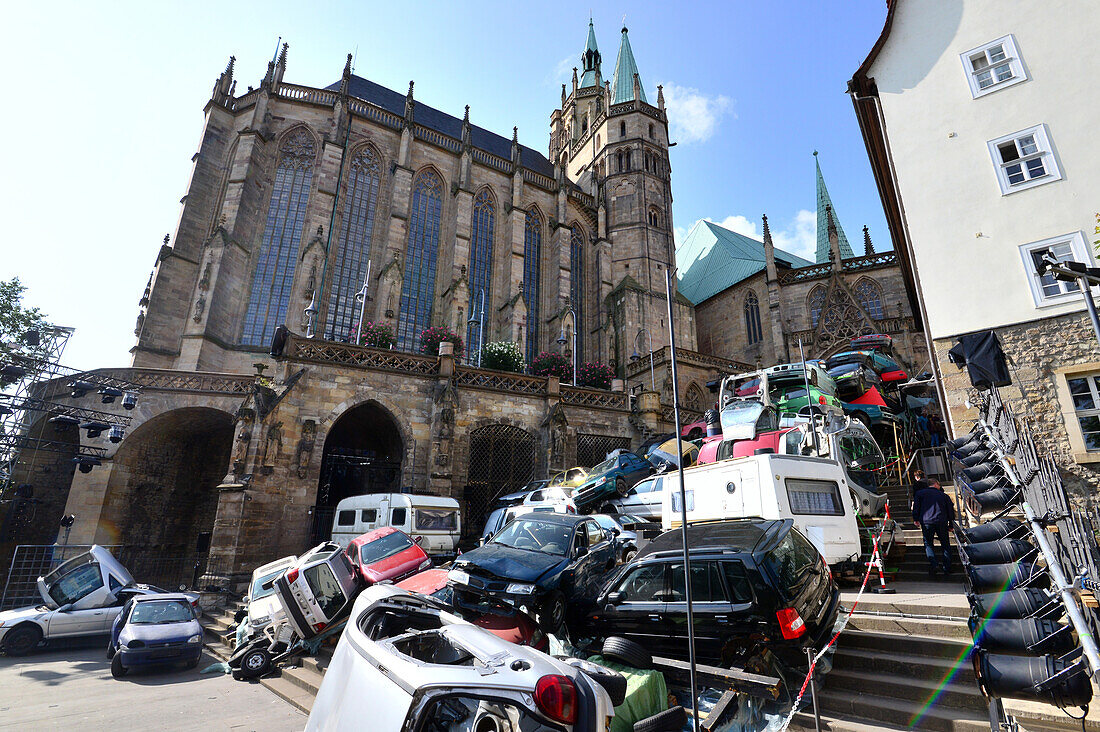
[0,645,305,731]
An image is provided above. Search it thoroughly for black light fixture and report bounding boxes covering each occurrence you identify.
[960,449,994,467]
[48,414,80,428]
[80,420,110,438]
[72,456,102,473]
[99,387,124,404]
[69,380,97,398]
[959,462,1002,482]
[122,392,138,410]
[968,587,1062,621]
[960,537,1036,565]
[59,514,76,528]
[964,486,1021,518]
[108,425,125,444]
[971,617,1075,655]
[22,329,40,346]
[947,433,981,450]
[0,405,11,416]
[1,364,27,381]
[961,517,1025,544]
[967,560,1048,593]
[973,650,1092,708]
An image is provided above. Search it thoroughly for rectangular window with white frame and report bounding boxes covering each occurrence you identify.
[961,35,1027,98]
[1018,231,1090,307]
[1066,374,1100,452]
[988,125,1062,195]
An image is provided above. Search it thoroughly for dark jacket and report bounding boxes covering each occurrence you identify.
[912,485,955,525]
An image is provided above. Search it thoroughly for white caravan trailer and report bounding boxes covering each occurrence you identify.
[331,494,461,556]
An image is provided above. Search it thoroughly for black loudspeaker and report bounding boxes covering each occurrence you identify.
[968,487,1020,515]
[962,518,1025,544]
[959,463,1001,482]
[974,652,1092,708]
[949,330,1013,390]
[969,588,1062,621]
[948,433,982,451]
[967,561,1049,592]
[962,538,1036,565]
[970,618,1075,655]
[961,449,994,467]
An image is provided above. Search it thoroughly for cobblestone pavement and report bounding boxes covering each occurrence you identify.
[0,643,305,731]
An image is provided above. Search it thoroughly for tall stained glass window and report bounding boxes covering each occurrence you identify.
[467,188,495,363]
[397,169,443,351]
[809,286,827,328]
[326,147,381,341]
[242,128,315,346]
[570,225,585,364]
[854,279,884,320]
[523,208,542,365]
[745,291,762,345]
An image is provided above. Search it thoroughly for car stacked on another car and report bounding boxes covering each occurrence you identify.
[601,474,664,520]
[271,542,361,641]
[108,593,204,678]
[572,452,654,512]
[346,527,431,586]
[573,518,840,673]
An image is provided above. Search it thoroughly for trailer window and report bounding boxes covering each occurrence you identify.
[392,508,408,525]
[416,509,457,531]
[785,478,843,515]
[361,509,378,523]
[337,510,356,527]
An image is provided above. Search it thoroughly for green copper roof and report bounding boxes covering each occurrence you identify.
[611,26,647,104]
[579,19,601,88]
[675,220,813,304]
[815,152,854,263]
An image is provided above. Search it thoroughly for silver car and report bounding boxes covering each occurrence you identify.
[602,475,664,520]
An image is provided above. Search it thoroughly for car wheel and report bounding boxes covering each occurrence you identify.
[539,592,566,633]
[622,548,638,564]
[616,478,628,497]
[185,657,200,670]
[111,654,128,678]
[633,705,687,732]
[238,646,272,679]
[600,503,618,515]
[565,658,628,707]
[2,625,41,657]
[601,636,652,670]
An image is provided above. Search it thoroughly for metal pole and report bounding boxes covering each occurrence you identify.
[355,259,372,346]
[665,269,699,732]
[571,310,578,387]
[1079,277,1100,344]
[478,289,486,368]
[798,339,820,453]
[806,646,822,732]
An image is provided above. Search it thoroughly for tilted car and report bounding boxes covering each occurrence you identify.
[574,518,840,673]
[237,555,297,640]
[520,485,578,514]
[448,513,616,631]
[572,452,654,511]
[549,467,590,489]
[271,542,361,640]
[305,585,617,732]
[0,546,197,656]
[600,474,664,520]
[108,593,203,677]
[346,527,431,586]
[589,514,643,563]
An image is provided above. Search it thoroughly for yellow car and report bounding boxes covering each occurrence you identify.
[548,466,589,489]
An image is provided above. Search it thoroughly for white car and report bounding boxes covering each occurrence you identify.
[306,585,617,732]
[0,546,197,656]
[522,485,578,514]
[601,475,664,520]
[240,556,296,632]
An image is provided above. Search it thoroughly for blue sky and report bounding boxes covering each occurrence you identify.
[0,0,889,369]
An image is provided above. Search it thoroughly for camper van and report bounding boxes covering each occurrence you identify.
[660,452,863,574]
[331,494,461,556]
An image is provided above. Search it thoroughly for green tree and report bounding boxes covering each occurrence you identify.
[0,278,52,362]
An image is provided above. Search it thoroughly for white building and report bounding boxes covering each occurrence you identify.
[849,1,1100,493]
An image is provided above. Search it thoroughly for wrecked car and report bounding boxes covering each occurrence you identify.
[0,546,197,656]
[572,453,654,511]
[236,554,297,641]
[347,527,431,586]
[305,584,618,732]
[272,542,361,640]
[108,593,203,677]
[449,514,616,632]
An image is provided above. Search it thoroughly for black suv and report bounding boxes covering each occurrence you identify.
[573,518,839,670]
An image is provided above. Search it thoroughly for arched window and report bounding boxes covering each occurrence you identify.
[745,291,763,345]
[625,150,632,171]
[596,134,601,148]
[327,146,381,341]
[648,206,662,228]
[616,151,623,173]
[649,123,655,139]
[855,278,885,320]
[570,225,585,364]
[467,188,495,363]
[523,207,542,365]
[685,382,704,412]
[242,128,315,346]
[396,169,443,351]
[581,116,588,135]
[809,285,827,328]
[620,121,626,138]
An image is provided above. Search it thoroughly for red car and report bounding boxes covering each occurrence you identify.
[346,527,431,585]
[396,569,548,651]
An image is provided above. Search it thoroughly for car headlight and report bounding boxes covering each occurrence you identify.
[506,583,536,594]
[187,634,202,644]
[419,558,431,570]
[595,476,608,486]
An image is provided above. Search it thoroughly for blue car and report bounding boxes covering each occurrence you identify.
[108,593,203,678]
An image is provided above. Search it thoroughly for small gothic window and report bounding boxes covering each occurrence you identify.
[581,116,588,135]
[620,121,626,138]
[616,151,623,173]
[745,291,762,345]
[596,134,601,148]
[625,150,632,171]
[649,123,655,139]
[809,286,827,328]
[855,278,885,320]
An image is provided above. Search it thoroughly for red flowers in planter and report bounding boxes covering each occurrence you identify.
[530,351,572,381]
[577,362,614,389]
[419,326,464,359]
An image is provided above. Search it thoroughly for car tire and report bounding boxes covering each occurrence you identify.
[600,503,618,515]
[622,548,638,564]
[633,705,687,732]
[566,658,628,707]
[111,654,128,678]
[2,624,41,657]
[185,657,200,670]
[237,646,272,679]
[616,478,628,497]
[601,636,652,670]
[539,591,566,633]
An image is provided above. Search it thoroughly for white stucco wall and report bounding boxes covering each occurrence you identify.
[868,0,1099,339]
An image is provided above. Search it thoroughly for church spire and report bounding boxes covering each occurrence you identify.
[579,18,602,88]
[863,225,875,256]
[611,24,647,104]
[814,151,854,264]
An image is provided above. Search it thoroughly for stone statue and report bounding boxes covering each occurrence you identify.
[294,419,317,479]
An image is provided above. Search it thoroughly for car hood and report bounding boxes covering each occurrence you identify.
[0,605,50,625]
[456,544,565,584]
[248,594,283,624]
[120,619,203,645]
[362,546,428,583]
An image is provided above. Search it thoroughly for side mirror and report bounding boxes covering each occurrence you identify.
[606,591,624,605]
[574,545,588,559]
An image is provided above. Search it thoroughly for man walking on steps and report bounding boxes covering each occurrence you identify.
[912,479,954,577]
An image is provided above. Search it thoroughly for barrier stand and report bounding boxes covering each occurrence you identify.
[805,646,822,732]
[870,502,895,594]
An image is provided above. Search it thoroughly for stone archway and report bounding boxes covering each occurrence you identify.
[464,424,537,540]
[100,407,234,552]
[316,401,404,522]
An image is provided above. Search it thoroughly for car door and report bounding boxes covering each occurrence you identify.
[584,520,615,590]
[637,477,664,520]
[663,560,736,665]
[623,454,651,487]
[47,606,112,637]
[590,562,669,651]
[616,480,646,515]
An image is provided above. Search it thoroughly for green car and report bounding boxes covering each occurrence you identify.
[765,362,844,422]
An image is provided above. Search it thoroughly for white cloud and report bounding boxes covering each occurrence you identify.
[675,210,819,263]
[546,55,575,87]
[659,83,733,144]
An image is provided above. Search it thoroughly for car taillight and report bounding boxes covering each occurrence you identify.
[534,674,577,724]
[285,568,299,585]
[313,622,326,632]
[776,607,807,640]
[818,395,828,405]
